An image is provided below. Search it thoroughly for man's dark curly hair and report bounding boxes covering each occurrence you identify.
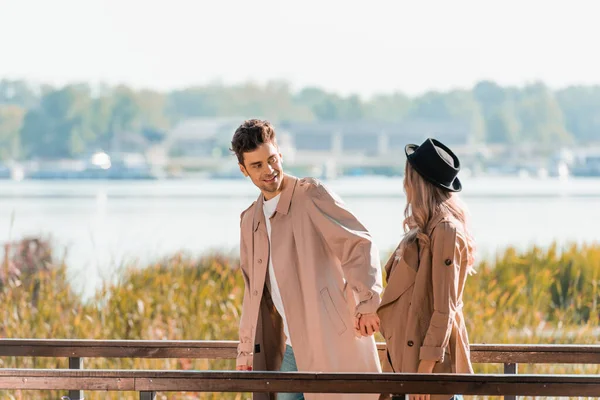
[230,119,278,166]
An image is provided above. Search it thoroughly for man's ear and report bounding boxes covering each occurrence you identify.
[239,163,248,177]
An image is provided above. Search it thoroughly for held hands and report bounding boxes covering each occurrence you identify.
[354,312,380,337]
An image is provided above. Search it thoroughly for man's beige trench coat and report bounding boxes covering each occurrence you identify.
[377,213,474,400]
[236,175,383,400]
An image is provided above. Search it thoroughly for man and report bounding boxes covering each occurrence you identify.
[231,119,383,400]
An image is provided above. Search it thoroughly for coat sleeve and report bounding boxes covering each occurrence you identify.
[419,221,463,362]
[236,211,254,368]
[303,180,383,315]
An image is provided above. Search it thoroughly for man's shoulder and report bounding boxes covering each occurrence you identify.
[294,176,345,206]
[239,201,257,227]
[295,176,326,197]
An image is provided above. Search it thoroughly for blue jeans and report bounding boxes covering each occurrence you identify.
[278,345,304,400]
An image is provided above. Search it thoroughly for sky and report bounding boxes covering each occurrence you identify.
[1,0,599,97]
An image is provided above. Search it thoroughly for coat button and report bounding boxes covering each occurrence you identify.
[258,259,263,264]
[444,258,452,266]
[407,340,414,347]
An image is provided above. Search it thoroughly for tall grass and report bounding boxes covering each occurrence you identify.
[0,238,599,399]
[463,243,600,379]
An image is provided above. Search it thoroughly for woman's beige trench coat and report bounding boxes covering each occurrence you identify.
[377,213,474,400]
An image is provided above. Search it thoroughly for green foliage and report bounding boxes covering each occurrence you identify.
[2,78,600,160]
[20,84,96,158]
[556,85,600,143]
[0,240,245,399]
[0,105,25,160]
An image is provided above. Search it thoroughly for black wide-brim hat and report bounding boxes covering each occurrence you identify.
[405,138,462,192]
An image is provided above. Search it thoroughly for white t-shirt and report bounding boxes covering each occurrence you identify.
[263,194,292,346]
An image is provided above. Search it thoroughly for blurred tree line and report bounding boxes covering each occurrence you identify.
[0,79,599,160]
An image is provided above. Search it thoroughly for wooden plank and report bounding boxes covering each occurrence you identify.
[2,369,600,381]
[132,372,600,396]
[135,376,600,397]
[3,339,600,353]
[470,350,600,364]
[0,369,139,379]
[0,345,237,359]
[0,369,136,391]
[0,339,237,348]
[0,340,238,359]
[0,369,598,397]
[472,344,600,352]
[0,376,134,391]
[429,344,600,364]
[1,340,600,364]
[129,371,600,397]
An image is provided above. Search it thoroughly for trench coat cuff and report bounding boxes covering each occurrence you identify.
[236,352,253,368]
[419,346,445,362]
[355,291,380,316]
[238,341,254,353]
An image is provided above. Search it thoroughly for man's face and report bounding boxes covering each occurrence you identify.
[239,142,284,199]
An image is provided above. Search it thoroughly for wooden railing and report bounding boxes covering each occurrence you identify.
[0,369,600,399]
[1,339,599,399]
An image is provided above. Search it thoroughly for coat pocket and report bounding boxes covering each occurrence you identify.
[320,287,347,335]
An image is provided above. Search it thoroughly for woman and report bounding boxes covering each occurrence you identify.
[377,138,476,400]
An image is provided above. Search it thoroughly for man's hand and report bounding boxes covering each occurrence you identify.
[408,360,436,400]
[354,313,380,336]
[236,365,253,371]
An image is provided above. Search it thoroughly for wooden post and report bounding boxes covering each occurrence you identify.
[140,391,157,400]
[503,362,518,400]
[68,357,84,400]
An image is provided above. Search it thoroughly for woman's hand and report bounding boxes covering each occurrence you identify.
[417,360,436,373]
[354,313,380,336]
[408,360,436,400]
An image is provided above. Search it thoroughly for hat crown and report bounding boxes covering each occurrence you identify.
[436,146,456,168]
[405,138,462,192]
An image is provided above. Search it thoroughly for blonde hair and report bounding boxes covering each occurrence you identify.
[399,162,476,271]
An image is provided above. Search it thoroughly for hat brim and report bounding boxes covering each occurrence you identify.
[405,144,462,192]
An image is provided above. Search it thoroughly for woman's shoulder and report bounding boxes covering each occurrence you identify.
[430,215,467,246]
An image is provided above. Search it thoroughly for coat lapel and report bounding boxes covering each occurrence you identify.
[379,213,450,310]
[252,176,297,287]
[379,241,419,308]
[252,193,269,297]
[274,175,298,216]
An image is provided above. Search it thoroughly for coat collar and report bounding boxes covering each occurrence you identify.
[275,174,298,216]
[425,211,450,235]
[379,212,453,309]
[253,174,298,232]
[384,212,449,277]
